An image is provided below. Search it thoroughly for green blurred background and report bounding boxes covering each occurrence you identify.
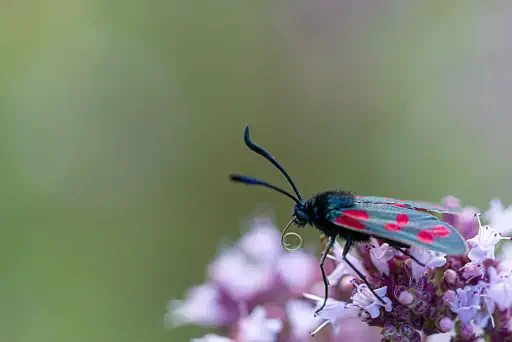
[2,1,512,341]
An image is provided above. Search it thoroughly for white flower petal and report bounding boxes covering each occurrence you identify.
[429,255,448,268]
[374,286,387,298]
[209,249,273,300]
[488,278,512,311]
[450,286,483,324]
[474,296,495,328]
[410,246,446,280]
[277,251,316,291]
[313,299,360,335]
[168,283,225,327]
[303,293,361,336]
[363,302,382,319]
[488,266,499,285]
[327,263,350,285]
[192,335,233,342]
[239,307,282,342]
[457,307,479,324]
[238,218,282,265]
[369,239,395,276]
[468,246,486,264]
[327,242,367,285]
[467,213,510,264]
[384,298,393,313]
[426,333,452,342]
[285,300,315,340]
[350,284,392,319]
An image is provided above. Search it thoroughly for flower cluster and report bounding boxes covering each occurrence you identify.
[168,197,512,342]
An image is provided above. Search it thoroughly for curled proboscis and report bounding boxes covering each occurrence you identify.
[281,219,303,252]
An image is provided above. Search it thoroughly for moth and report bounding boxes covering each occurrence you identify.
[230,125,466,314]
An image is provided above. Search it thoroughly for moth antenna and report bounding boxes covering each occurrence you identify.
[243,125,302,200]
[229,174,300,203]
[281,218,303,252]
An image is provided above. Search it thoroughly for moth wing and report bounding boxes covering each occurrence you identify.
[355,195,457,214]
[327,202,467,255]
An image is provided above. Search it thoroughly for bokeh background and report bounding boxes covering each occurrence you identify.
[2,1,512,341]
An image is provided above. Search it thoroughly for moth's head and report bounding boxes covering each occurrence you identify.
[293,199,315,227]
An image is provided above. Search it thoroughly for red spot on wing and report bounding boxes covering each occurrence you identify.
[343,210,369,220]
[417,231,434,244]
[396,214,409,226]
[390,203,407,208]
[384,223,401,232]
[431,225,451,238]
[334,212,368,230]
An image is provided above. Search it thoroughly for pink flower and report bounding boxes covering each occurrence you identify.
[169,200,512,342]
[285,300,315,341]
[488,272,512,311]
[169,283,226,327]
[450,286,482,324]
[410,246,446,280]
[460,262,484,281]
[276,251,317,294]
[237,307,282,342]
[303,293,361,335]
[237,217,282,265]
[350,284,392,319]
[192,334,233,342]
[467,214,510,264]
[208,248,274,301]
[327,241,367,286]
[369,238,396,277]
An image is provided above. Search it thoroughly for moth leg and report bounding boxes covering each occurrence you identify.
[342,239,387,305]
[315,235,336,316]
[397,248,426,267]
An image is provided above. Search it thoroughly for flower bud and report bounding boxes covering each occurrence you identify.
[398,291,414,305]
[442,290,456,303]
[412,300,429,315]
[443,269,457,284]
[438,317,454,332]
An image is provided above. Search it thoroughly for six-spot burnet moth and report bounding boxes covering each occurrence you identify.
[229,125,467,314]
